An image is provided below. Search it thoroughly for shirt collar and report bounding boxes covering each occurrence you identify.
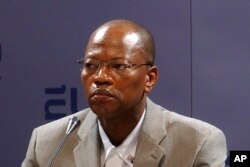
[98,110,146,165]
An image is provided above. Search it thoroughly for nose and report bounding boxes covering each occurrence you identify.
[93,65,113,86]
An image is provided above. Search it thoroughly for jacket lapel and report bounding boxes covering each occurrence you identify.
[73,111,101,167]
[133,98,167,167]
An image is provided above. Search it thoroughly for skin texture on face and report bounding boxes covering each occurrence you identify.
[81,19,158,145]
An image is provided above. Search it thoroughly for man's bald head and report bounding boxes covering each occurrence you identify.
[86,19,155,65]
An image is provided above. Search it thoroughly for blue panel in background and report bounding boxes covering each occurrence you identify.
[192,0,250,151]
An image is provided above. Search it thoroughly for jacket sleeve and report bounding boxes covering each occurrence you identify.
[194,128,227,167]
[21,128,39,167]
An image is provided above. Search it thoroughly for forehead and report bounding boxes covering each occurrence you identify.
[85,25,144,60]
[93,26,140,47]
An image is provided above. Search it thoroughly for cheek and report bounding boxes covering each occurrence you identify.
[118,74,146,94]
[131,81,145,93]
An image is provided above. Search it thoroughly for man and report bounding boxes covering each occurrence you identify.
[22,19,227,167]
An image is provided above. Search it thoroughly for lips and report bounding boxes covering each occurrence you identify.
[90,89,114,101]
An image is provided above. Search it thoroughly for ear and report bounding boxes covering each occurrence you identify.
[145,66,158,93]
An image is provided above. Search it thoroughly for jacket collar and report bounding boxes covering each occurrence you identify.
[133,98,167,167]
[73,110,101,167]
[142,98,167,143]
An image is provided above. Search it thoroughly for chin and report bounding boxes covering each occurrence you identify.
[90,105,118,117]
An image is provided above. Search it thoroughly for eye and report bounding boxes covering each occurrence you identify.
[111,63,129,70]
[84,62,99,70]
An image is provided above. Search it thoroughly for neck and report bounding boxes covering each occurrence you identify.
[98,99,146,146]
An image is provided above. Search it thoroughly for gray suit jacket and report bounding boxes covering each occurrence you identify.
[22,99,227,167]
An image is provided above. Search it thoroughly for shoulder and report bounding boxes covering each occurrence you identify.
[166,110,220,135]
[22,108,93,166]
[146,98,225,142]
[162,106,224,141]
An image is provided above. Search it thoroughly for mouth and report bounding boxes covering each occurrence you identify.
[89,89,114,101]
